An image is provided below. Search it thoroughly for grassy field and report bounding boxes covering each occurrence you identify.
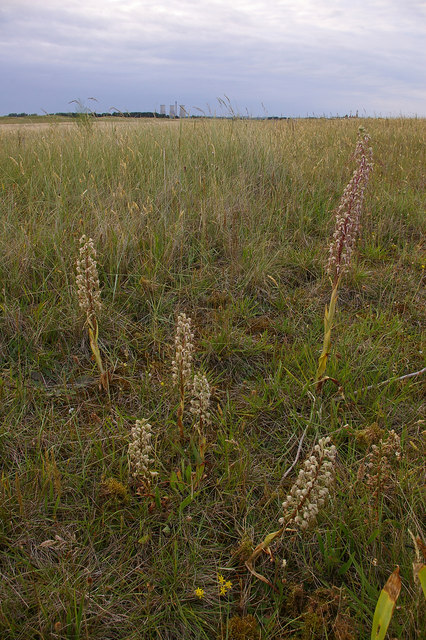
[0,116,424,639]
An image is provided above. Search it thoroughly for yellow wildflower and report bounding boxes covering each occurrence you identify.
[217,574,225,584]
[225,580,232,590]
[194,587,204,599]
[219,586,227,596]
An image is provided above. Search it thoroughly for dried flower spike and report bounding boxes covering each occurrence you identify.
[327,128,373,284]
[128,419,156,488]
[76,235,101,327]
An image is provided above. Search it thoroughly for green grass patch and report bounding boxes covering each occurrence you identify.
[0,117,425,639]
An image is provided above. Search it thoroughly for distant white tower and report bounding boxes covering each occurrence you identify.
[179,105,186,118]
[160,105,166,115]
[169,104,176,118]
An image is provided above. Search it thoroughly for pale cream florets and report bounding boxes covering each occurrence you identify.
[76,235,101,324]
[327,130,373,283]
[279,437,337,531]
[190,373,211,429]
[172,313,194,388]
[128,419,156,485]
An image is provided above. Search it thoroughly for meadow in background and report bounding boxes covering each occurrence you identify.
[0,115,424,639]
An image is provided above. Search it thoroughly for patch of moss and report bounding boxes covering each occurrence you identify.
[301,587,356,640]
[301,611,323,640]
[355,422,385,448]
[99,476,130,504]
[232,534,254,565]
[223,615,261,640]
[283,582,306,616]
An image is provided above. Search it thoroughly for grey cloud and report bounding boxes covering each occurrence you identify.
[0,0,425,116]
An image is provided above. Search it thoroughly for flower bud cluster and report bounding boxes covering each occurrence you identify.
[172,313,194,388]
[190,373,211,428]
[76,235,102,324]
[279,437,337,531]
[365,429,401,498]
[128,419,155,483]
[327,129,373,283]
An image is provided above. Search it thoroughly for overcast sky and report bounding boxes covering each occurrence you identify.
[1,0,425,117]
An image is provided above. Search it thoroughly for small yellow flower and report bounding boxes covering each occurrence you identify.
[217,574,225,585]
[219,586,227,596]
[225,580,232,590]
[194,587,204,599]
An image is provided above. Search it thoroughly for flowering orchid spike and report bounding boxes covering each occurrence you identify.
[129,419,157,488]
[327,129,373,285]
[76,235,102,327]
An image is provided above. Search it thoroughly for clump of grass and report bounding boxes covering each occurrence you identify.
[0,116,424,639]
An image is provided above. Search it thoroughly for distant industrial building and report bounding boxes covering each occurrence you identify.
[158,102,186,118]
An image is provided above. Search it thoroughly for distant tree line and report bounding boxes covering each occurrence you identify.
[6,111,172,118]
[6,112,291,119]
[7,113,39,117]
[6,112,357,121]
